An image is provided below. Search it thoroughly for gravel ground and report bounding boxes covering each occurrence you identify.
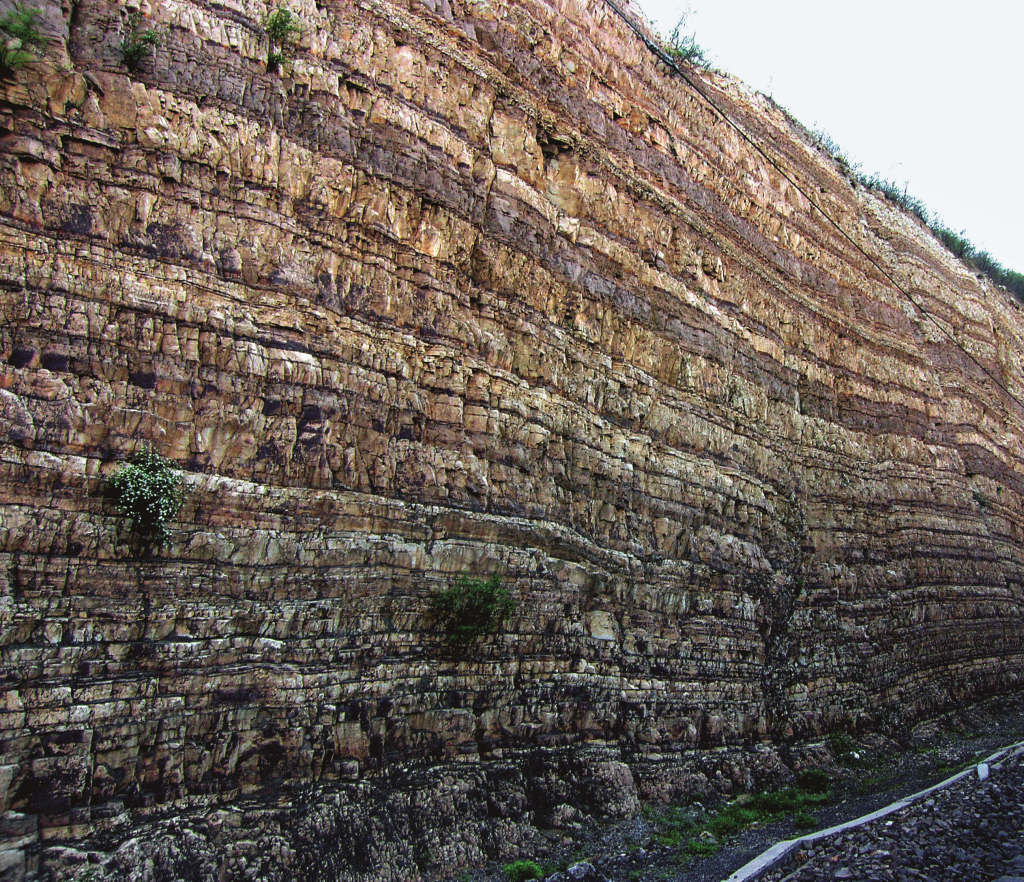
[760,749,1024,882]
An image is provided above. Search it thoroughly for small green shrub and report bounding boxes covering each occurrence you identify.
[826,731,856,753]
[430,573,513,644]
[503,859,543,882]
[933,225,974,260]
[118,12,162,72]
[262,6,301,72]
[108,445,184,547]
[0,3,48,80]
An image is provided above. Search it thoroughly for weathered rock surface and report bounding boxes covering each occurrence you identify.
[1,0,1023,877]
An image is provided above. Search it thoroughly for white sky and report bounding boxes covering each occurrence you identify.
[634,0,1024,273]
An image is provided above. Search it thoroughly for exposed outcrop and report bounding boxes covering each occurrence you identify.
[2,0,1023,877]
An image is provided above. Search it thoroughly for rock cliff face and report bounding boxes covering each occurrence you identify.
[2,0,1024,877]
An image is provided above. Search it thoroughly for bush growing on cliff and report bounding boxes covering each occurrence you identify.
[262,6,302,72]
[664,14,710,69]
[108,445,185,548]
[430,573,513,644]
[118,12,162,72]
[0,3,48,80]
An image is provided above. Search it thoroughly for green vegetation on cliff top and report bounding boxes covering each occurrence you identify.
[658,17,1024,303]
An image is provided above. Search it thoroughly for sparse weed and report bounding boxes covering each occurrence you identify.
[805,129,1024,301]
[810,127,859,175]
[855,773,888,795]
[644,803,700,847]
[826,731,866,767]
[685,838,719,857]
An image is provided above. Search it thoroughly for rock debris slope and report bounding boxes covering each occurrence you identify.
[1,0,1024,877]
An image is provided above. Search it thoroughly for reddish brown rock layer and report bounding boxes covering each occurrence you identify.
[1,0,1023,876]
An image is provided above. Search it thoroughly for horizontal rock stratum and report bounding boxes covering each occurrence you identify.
[2,0,1023,878]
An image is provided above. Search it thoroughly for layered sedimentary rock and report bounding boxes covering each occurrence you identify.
[2,0,1024,877]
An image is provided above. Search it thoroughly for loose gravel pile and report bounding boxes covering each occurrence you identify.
[760,750,1024,882]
